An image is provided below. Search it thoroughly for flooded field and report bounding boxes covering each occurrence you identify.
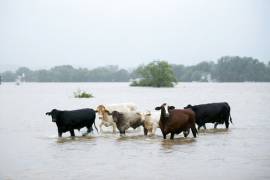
[0,82,270,180]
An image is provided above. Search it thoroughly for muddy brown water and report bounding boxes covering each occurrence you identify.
[0,82,270,179]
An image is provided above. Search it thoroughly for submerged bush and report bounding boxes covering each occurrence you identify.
[74,89,93,98]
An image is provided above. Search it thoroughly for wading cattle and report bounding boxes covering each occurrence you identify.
[141,111,159,136]
[155,103,197,140]
[96,103,137,133]
[184,102,232,129]
[111,111,145,135]
[46,108,97,137]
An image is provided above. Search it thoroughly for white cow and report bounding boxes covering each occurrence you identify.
[141,111,159,136]
[96,103,137,133]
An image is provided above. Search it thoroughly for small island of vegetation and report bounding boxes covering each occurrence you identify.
[73,89,93,98]
[130,61,177,87]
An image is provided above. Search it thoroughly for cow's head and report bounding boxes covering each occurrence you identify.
[184,104,193,109]
[155,103,166,111]
[140,111,151,122]
[46,109,59,122]
[155,103,169,118]
[155,103,175,118]
[145,110,151,116]
[96,105,111,119]
[111,111,123,123]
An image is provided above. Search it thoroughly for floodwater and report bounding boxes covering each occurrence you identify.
[0,82,270,180]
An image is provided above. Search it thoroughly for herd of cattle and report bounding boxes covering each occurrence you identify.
[46,102,233,140]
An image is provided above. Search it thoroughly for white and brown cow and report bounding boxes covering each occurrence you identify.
[96,103,137,133]
[111,111,145,135]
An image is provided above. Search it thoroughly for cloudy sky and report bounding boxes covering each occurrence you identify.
[0,0,269,70]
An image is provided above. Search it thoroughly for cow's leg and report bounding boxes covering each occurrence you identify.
[58,129,62,137]
[83,126,92,136]
[119,128,126,136]
[225,120,229,129]
[150,128,153,134]
[58,132,62,137]
[120,132,125,136]
[144,128,148,136]
[191,126,198,138]
[148,128,154,136]
[112,122,117,134]
[70,129,75,137]
[163,133,166,139]
[170,133,175,140]
[203,124,206,129]
[152,126,157,135]
[184,129,190,137]
[99,122,104,133]
[214,122,219,129]
[87,126,93,133]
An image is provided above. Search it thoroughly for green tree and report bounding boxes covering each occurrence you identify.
[171,64,185,81]
[0,71,16,81]
[131,60,177,87]
[213,56,269,82]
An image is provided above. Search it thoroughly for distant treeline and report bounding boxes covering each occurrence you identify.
[1,56,270,82]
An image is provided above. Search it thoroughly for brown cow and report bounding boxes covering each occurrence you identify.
[155,103,198,139]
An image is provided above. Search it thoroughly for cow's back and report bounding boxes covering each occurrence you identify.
[192,102,228,123]
[61,108,95,126]
[106,103,137,112]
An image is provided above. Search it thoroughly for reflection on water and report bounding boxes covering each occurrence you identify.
[160,137,197,150]
[56,136,97,144]
[198,128,230,134]
[0,83,270,180]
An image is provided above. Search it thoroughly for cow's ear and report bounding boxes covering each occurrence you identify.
[106,110,112,115]
[168,106,175,110]
[111,111,117,116]
[155,107,161,111]
[46,112,51,116]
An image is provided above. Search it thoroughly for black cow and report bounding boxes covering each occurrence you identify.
[46,108,98,137]
[184,102,232,130]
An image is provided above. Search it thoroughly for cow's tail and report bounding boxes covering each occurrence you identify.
[93,121,99,133]
[229,114,233,124]
[226,102,233,124]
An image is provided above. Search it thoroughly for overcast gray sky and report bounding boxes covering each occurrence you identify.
[0,0,269,70]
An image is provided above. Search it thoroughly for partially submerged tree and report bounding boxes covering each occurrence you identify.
[131,60,177,87]
[73,89,93,98]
